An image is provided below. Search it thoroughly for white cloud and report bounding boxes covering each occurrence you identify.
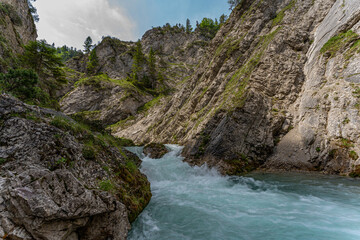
[34,0,137,49]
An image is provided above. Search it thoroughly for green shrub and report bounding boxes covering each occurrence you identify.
[125,160,137,173]
[0,3,22,26]
[340,138,354,148]
[56,157,67,165]
[50,116,73,132]
[0,68,38,100]
[82,146,96,160]
[99,179,115,191]
[329,149,337,158]
[0,158,7,165]
[349,166,360,178]
[349,151,359,160]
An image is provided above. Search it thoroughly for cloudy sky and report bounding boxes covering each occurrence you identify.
[34,0,230,50]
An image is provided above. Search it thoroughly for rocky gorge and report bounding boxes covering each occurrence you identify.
[1,0,360,239]
[111,0,360,176]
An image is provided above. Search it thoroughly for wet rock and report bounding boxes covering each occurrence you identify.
[143,143,168,159]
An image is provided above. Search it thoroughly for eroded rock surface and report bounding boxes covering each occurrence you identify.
[60,74,153,126]
[0,94,151,239]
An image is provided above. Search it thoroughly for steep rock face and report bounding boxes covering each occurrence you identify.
[140,27,209,86]
[0,0,37,71]
[114,0,339,174]
[62,28,209,127]
[266,0,360,174]
[0,94,151,239]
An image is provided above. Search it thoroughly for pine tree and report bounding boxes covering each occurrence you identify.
[27,0,39,22]
[87,49,99,74]
[21,40,64,80]
[0,68,38,99]
[228,0,242,10]
[197,18,220,39]
[133,40,145,67]
[148,48,156,89]
[130,40,146,86]
[219,14,228,25]
[186,19,193,33]
[84,36,93,53]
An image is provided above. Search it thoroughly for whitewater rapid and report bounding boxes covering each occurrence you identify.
[127,145,360,240]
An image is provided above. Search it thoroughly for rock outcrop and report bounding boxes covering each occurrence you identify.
[60,74,153,126]
[0,94,151,239]
[61,26,209,128]
[143,143,168,159]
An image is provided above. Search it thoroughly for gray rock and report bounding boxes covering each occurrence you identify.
[0,94,151,239]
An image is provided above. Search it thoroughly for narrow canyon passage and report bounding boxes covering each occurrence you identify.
[128,145,360,240]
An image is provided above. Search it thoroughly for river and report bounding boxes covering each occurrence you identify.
[127,145,360,240]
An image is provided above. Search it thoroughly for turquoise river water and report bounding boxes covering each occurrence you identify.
[127,145,360,240]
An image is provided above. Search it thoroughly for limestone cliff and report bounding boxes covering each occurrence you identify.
[112,0,360,176]
[0,0,37,71]
[266,0,360,174]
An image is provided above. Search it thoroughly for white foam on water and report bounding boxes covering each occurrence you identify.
[127,146,360,240]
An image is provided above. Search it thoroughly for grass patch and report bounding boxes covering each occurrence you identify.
[349,151,359,160]
[340,138,354,148]
[272,0,296,26]
[125,160,137,173]
[82,145,96,160]
[137,95,164,114]
[108,115,136,131]
[99,179,115,192]
[320,30,359,59]
[349,165,360,178]
[0,158,7,165]
[75,73,145,95]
